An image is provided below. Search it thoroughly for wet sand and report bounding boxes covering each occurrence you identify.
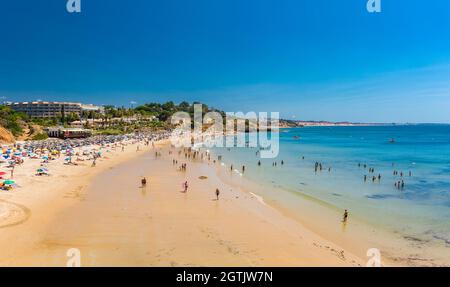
[0,141,365,266]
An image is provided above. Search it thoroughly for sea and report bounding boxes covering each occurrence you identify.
[210,125,450,265]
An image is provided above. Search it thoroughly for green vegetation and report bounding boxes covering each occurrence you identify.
[0,101,223,140]
[30,117,59,127]
[0,106,28,136]
[31,132,49,140]
[135,101,223,121]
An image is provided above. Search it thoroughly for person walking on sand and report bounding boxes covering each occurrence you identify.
[183,181,189,193]
[343,210,349,223]
[141,177,147,187]
[215,188,220,200]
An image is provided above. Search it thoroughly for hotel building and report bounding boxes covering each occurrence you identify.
[5,101,104,118]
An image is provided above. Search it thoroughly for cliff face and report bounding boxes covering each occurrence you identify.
[0,126,15,144]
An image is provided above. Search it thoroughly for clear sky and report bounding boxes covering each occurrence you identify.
[1,0,450,123]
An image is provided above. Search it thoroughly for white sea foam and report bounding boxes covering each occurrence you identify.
[249,192,267,206]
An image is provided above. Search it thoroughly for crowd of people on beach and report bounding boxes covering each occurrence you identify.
[0,132,170,192]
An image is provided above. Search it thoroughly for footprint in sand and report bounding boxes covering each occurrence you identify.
[64,186,86,201]
[0,199,31,228]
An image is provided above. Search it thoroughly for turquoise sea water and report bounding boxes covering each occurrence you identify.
[211,125,450,257]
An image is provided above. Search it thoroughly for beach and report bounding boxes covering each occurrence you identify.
[0,137,365,267]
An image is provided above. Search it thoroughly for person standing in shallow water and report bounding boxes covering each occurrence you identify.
[343,210,349,223]
[215,188,220,200]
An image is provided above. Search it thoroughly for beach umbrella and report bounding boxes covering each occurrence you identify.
[0,172,6,176]
[3,180,15,185]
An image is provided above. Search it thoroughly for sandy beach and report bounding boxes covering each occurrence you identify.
[0,139,366,267]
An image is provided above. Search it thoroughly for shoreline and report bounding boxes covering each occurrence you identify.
[0,139,366,266]
[1,133,447,267]
[209,151,450,267]
[0,137,161,265]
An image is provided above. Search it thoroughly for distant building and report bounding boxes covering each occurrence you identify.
[5,101,103,118]
[80,104,105,114]
[45,127,92,139]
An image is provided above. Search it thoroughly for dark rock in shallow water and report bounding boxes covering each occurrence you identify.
[366,194,398,200]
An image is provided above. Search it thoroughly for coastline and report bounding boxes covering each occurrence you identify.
[0,139,366,267]
[209,126,450,267]
[0,138,153,265]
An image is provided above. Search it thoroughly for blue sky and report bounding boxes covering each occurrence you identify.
[1,0,450,122]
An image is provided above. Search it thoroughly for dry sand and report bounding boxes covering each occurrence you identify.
[0,140,366,266]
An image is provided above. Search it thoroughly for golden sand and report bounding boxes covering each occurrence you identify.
[0,140,365,266]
